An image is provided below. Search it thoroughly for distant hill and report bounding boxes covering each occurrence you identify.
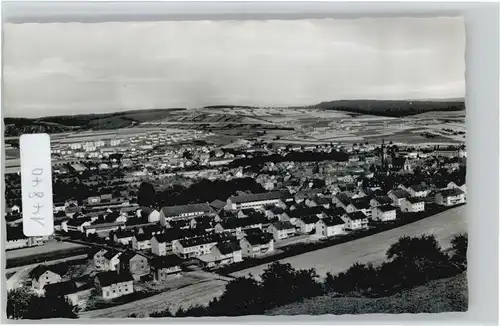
[307,100,465,117]
[3,108,186,137]
[267,272,467,315]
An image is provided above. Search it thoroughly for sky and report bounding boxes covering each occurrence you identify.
[3,17,465,118]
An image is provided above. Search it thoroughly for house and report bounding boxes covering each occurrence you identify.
[295,215,319,234]
[131,233,152,250]
[197,240,243,268]
[237,208,255,219]
[209,199,226,213]
[315,216,346,238]
[333,193,352,210]
[94,271,134,299]
[401,197,426,212]
[388,189,411,206]
[306,197,331,209]
[173,235,219,259]
[267,221,296,240]
[226,190,292,210]
[151,232,176,256]
[240,231,274,258]
[159,203,213,224]
[102,250,122,271]
[150,255,183,281]
[53,201,67,213]
[118,251,150,280]
[447,181,467,194]
[29,265,62,291]
[6,227,44,250]
[342,212,369,231]
[371,205,397,222]
[288,206,325,223]
[65,217,93,233]
[138,207,161,223]
[87,196,101,205]
[83,221,125,236]
[10,204,20,213]
[113,229,134,245]
[93,248,109,271]
[346,198,372,218]
[44,279,93,308]
[370,196,393,208]
[406,185,430,198]
[435,188,466,206]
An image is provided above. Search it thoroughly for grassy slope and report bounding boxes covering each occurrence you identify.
[267,273,468,315]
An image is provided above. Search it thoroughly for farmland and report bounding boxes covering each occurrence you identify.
[267,272,467,315]
[5,240,87,260]
[231,205,466,280]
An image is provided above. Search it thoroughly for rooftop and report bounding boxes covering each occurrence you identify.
[96,271,134,287]
[228,190,291,204]
[161,203,212,217]
[438,188,465,197]
[321,216,346,227]
[272,221,295,231]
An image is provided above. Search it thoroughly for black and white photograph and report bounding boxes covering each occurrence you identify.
[3,5,467,319]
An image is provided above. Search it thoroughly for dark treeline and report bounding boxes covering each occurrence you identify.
[310,100,465,117]
[7,288,78,319]
[147,233,467,318]
[228,150,350,169]
[151,178,265,207]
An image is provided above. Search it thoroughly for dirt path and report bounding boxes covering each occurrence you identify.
[231,205,466,280]
[79,279,227,318]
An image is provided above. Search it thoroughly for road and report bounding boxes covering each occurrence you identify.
[6,254,89,274]
[231,205,466,280]
[6,265,34,291]
[79,278,228,318]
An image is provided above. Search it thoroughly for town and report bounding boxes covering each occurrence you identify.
[5,118,467,316]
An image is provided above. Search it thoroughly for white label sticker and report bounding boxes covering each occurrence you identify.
[20,133,54,236]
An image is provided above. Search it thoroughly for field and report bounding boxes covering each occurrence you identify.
[267,272,468,315]
[5,241,87,260]
[231,205,466,280]
[79,276,228,318]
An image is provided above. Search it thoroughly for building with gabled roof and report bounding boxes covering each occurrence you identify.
[315,216,345,238]
[370,196,393,208]
[29,264,62,291]
[372,205,397,221]
[197,240,243,268]
[295,214,319,234]
[401,197,425,212]
[94,271,134,300]
[132,232,153,250]
[342,212,369,231]
[388,189,411,206]
[267,221,296,241]
[150,255,183,281]
[240,230,274,258]
[117,251,150,280]
[435,188,465,206]
[226,190,292,211]
[160,203,213,224]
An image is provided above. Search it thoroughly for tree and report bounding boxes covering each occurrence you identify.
[7,288,78,319]
[137,182,156,207]
[383,234,454,290]
[7,288,34,319]
[450,233,468,270]
[210,277,263,316]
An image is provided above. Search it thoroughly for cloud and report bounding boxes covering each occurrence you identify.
[2,18,465,117]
